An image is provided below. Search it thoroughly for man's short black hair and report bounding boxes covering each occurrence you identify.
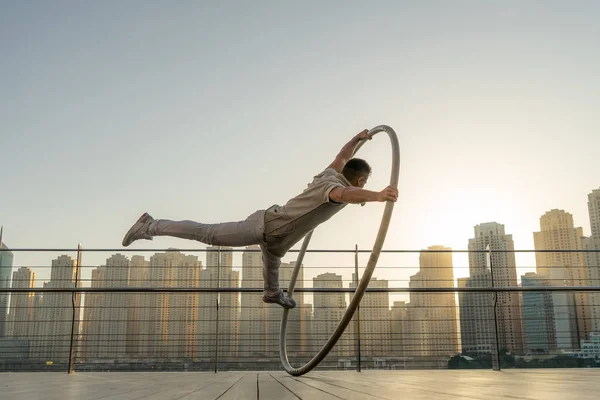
[342,158,372,181]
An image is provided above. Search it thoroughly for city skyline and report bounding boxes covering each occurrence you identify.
[2,184,599,362]
[4,245,598,363]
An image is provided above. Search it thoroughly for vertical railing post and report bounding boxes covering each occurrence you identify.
[487,245,500,371]
[354,244,362,372]
[68,243,82,374]
[0,227,3,339]
[0,226,3,273]
[214,247,221,373]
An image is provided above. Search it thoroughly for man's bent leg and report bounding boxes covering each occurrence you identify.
[260,246,281,296]
[261,245,296,309]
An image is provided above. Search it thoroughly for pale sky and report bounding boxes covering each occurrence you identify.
[2,2,599,298]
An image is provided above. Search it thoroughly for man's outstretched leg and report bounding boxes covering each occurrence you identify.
[122,210,265,248]
[261,245,296,309]
[121,211,294,309]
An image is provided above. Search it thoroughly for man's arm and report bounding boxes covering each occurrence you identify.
[327,129,371,173]
[329,186,398,204]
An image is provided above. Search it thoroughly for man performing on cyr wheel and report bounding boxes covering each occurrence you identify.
[122,129,398,309]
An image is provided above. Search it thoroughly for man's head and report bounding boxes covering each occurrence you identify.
[342,158,371,188]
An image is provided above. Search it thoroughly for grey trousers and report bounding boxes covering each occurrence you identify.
[148,210,281,295]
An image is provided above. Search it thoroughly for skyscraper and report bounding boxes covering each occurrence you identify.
[588,188,600,238]
[521,272,556,354]
[139,251,201,359]
[582,237,600,334]
[126,255,149,357]
[458,274,492,354]
[198,246,238,360]
[407,246,459,357]
[105,254,130,359]
[82,266,106,360]
[0,241,13,338]
[82,254,130,360]
[32,255,81,361]
[583,188,600,333]
[390,301,409,357]
[350,275,391,357]
[169,252,202,359]
[460,223,523,355]
[313,273,352,359]
[534,209,587,347]
[239,245,264,357]
[7,267,35,340]
[298,294,313,361]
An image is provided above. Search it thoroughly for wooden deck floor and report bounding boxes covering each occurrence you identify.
[1,369,599,399]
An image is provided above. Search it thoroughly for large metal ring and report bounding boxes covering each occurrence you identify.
[279,125,400,376]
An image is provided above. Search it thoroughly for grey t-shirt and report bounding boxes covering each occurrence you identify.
[263,168,352,257]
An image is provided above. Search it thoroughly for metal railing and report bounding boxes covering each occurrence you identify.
[0,246,599,373]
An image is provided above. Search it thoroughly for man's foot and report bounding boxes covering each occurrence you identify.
[263,289,296,309]
[122,213,155,247]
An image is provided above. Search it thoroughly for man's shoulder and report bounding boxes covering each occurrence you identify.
[311,168,351,187]
[314,167,339,179]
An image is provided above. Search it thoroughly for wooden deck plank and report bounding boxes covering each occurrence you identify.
[218,373,258,400]
[269,372,343,400]
[1,370,599,400]
[257,372,299,400]
[281,374,386,400]
[309,372,468,400]
[177,373,247,400]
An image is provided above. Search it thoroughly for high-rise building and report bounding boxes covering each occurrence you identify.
[7,267,35,340]
[239,246,264,357]
[126,255,149,357]
[32,255,81,361]
[0,242,14,338]
[407,246,459,357]
[458,273,493,354]
[298,297,313,361]
[82,254,130,360]
[534,209,588,347]
[460,223,523,355]
[313,273,352,359]
[588,188,600,238]
[521,272,556,354]
[390,301,409,357]
[582,236,600,334]
[583,188,600,334]
[139,251,201,359]
[82,266,106,360]
[350,275,391,357]
[198,246,238,360]
[169,253,202,360]
[104,254,130,359]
